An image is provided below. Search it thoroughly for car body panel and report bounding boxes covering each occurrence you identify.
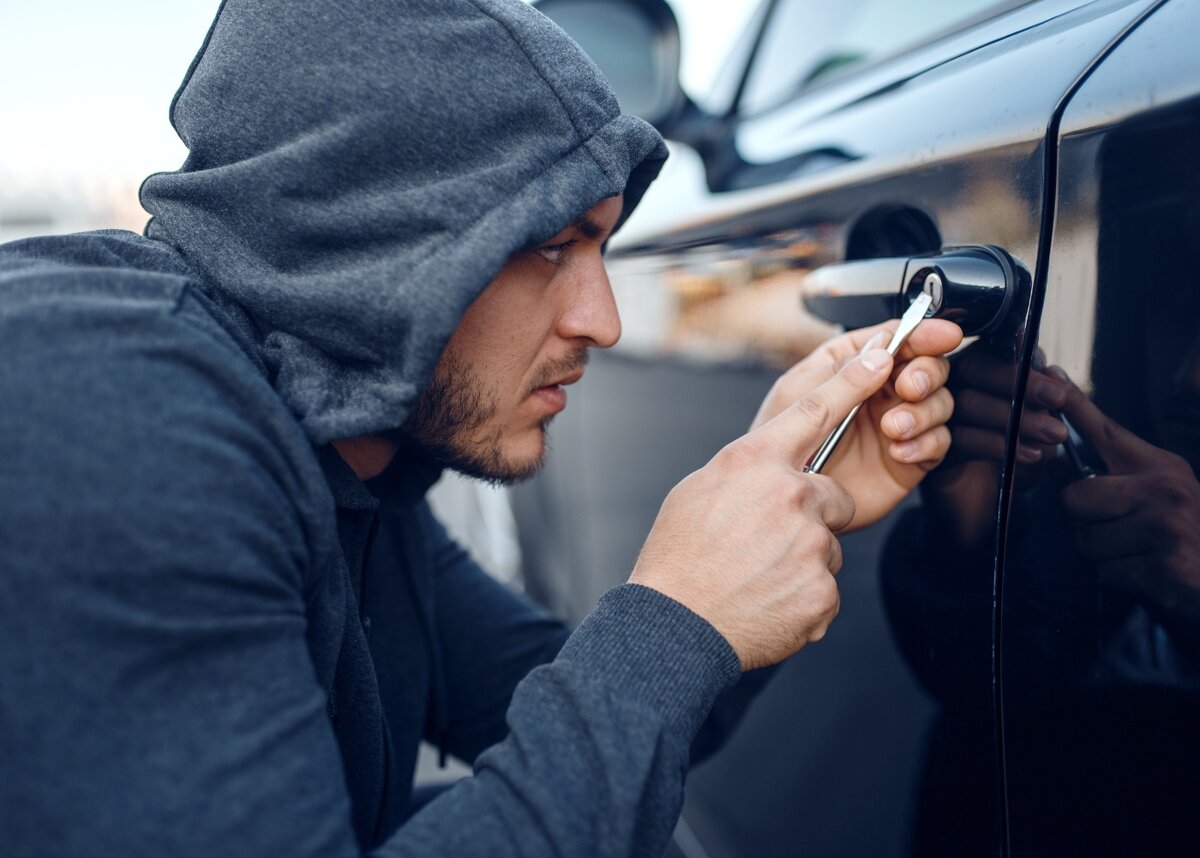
[1000,0,1200,852]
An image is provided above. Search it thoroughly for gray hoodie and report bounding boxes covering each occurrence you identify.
[0,1,743,855]
[141,0,667,443]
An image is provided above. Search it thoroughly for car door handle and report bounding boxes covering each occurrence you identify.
[802,245,1019,336]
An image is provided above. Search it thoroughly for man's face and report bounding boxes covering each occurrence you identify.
[402,194,625,483]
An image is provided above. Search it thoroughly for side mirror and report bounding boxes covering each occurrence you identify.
[802,245,1021,337]
[535,0,687,131]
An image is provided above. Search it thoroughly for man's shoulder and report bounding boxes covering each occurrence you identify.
[0,229,318,493]
[0,232,338,590]
[1,229,266,385]
[0,229,192,300]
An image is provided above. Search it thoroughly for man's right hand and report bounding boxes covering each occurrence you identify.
[629,348,896,670]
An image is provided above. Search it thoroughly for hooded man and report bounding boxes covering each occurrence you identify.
[0,1,961,855]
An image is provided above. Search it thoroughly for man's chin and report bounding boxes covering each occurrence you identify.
[412,424,551,487]
[473,429,551,486]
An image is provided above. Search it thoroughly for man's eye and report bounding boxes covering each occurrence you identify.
[536,240,576,265]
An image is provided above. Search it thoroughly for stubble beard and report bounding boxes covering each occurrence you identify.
[400,348,586,485]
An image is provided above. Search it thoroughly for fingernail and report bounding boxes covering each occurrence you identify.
[859,331,888,355]
[891,411,916,437]
[912,370,931,397]
[894,441,918,461]
[861,349,891,372]
[1037,418,1069,443]
[1032,374,1067,408]
[1017,444,1042,464]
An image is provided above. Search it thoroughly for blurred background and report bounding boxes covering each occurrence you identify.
[0,0,754,242]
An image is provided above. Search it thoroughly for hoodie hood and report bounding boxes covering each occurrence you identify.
[141,0,667,445]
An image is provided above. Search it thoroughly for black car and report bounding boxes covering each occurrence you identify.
[519,0,1200,855]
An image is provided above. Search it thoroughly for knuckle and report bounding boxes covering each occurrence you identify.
[957,388,982,413]
[791,474,816,505]
[810,526,834,557]
[934,425,953,456]
[830,540,845,575]
[813,576,841,618]
[936,387,955,417]
[832,479,855,516]
[794,395,832,429]
[1159,476,1191,506]
[715,438,762,472]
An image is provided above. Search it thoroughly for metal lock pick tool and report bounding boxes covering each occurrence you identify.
[804,291,934,474]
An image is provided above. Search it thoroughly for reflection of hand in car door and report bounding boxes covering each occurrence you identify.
[917,347,1072,549]
[1056,366,1200,627]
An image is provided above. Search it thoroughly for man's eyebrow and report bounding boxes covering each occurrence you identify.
[571,215,609,241]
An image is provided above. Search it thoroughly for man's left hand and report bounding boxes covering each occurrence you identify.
[750,319,963,531]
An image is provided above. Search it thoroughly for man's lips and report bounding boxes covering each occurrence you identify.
[529,371,583,413]
[539,370,584,389]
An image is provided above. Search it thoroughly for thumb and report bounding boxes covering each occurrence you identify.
[757,348,894,463]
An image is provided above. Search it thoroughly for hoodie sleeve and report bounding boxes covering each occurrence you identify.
[0,279,741,858]
[423,506,771,771]
[390,584,741,858]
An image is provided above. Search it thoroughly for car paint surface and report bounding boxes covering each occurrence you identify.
[1000,1,1200,853]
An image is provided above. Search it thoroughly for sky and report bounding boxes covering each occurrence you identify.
[0,0,759,190]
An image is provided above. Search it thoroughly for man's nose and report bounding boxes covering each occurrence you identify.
[557,254,621,349]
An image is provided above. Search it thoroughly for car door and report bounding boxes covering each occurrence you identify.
[517,1,1161,855]
[999,1,1200,854]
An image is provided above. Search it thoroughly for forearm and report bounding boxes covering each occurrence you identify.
[386,585,739,857]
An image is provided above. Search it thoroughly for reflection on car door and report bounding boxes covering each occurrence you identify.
[1001,1,1200,854]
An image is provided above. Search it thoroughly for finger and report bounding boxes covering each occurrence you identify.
[1052,368,1158,473]
[894,318,963,361]
[828,530,845,576]
[830,327,894,374]
[894,355,950,402]
[1026,369,1068,410]
[889,425,951,469]
[1061,475,1139,521]
[757,349,894,461]
[953,349,1018,396]
[836,318,962,363]
[805,473,856,533]
[882,388,954,441]
[953,387,1013,433]
[1017,407,1069,446]
[951,385,1065,447]
[840,321,898,355]
[950,425,1008,463]
[819,325,895,375]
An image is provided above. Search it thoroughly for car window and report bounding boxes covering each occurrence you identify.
[738,0,1034,116]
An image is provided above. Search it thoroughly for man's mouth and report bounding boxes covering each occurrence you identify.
[529,371,584,414]
[542,370,584,389]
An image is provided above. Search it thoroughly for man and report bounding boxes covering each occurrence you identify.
[0,1,961,855]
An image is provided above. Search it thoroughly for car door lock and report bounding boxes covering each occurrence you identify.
[802,245,1019,336]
